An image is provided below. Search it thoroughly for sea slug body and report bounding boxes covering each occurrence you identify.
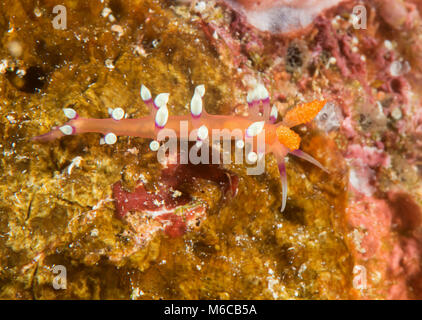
[34,84,328,212]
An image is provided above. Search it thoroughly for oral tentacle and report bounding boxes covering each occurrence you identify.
[278,160,288,212]
[289,149,328,173]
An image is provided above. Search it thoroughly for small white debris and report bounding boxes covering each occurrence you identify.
[104,132,117,145]
[133,45,147,57]
[101,7,112,18]
[391,107,402,120]
[149,140,160,151]
[108,14,116,23]
[247,152,258,163]
[331,15,341,28]
[389,60,410,77]
[246,121,265,137]
[105,58,115,70]
[0,59,9,74]
[351,46,359,53]
[349,13,359,25]
[390,61,401,77]
[34,7,42,17]
[6,115,16,124]
[376,101,383,113]
[384,40,393,51]
[90,228,99,237]
[328,57,337,65]
[152,39,160,48]
[7,40,23,57]
[111,24,124,39]
[111,107,125,120]
[194,1,206,13]
[130,288,144,300]
[172,190,182,198]
[63,108,77,119]
[236,139,244,149]
[16,69,26,77]
[127,147,139,155]
[59,125,74,135]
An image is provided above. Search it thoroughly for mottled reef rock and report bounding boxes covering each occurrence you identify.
[0,0,421,299]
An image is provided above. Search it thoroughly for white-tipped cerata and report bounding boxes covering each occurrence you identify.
[247,151,258,163]
[256,84,269,100]
[111,107,125,120]
[194,84,205,98]
[63,108,77,119]
[246,88,259,104]
[270,105,278,121]
[59,125,74,135]
[154,93,170,109]
[104,132,117,145]
[197,125,208,141]
[190,93,202,118]
[155,106,169,128]
[236,139,244,149]
[140,84,152,101]
[149,140,160,151]
[246,121,265,137]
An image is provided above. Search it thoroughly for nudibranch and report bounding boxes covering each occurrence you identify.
[34,84,327,212]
